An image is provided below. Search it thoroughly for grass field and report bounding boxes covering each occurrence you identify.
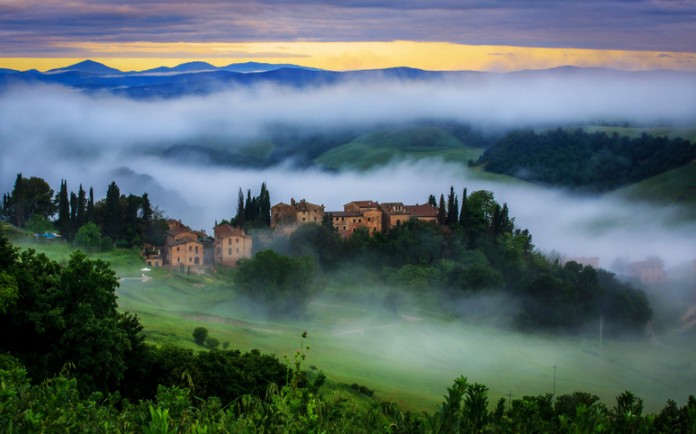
[315,126,485,171]
[115,271,696,413]
[612,161,696,212]
[6,225,696,414]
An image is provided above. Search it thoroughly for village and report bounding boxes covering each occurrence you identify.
[141,196,676,287]
[142,197,439,271]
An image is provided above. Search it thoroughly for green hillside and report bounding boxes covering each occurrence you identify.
[583,125,696,142]
[613,161,696,217]
[315,126,485,170]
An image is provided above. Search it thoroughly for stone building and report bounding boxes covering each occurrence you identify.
[630,257,666,284]
[164,220,204,267]
[271,198,325,234]
[381,202,410,232]
[214,223,252,267]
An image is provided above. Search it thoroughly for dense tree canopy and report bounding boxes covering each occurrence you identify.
[475,128,696,191]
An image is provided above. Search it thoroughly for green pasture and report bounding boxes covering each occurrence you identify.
[612,161,696,211]
[315,126,485,171]
[116,269,696,413]
[8,230,696,414]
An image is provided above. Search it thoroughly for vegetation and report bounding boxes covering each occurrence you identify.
[1,176,169,248]
[474,128,696,191]
[315,125,488,170]
[236,249,318,318]
[280,187,651,334]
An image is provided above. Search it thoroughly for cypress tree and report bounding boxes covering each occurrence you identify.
[57,180,70,237]
[69,192,78,241]
[86,187,95,223]
[76,184,86,230]
[437,194,446,226]
[104,181,122,242]
[260,182,271,227]
[235,188,245,227]
[459,188,469,230]
[446,186,459,227]
[12,174,25,227]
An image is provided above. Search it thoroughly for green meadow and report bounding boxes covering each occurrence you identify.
[9,227,694,414]
[314,126,485,171]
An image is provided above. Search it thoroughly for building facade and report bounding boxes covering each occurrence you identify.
[214,223,252,267]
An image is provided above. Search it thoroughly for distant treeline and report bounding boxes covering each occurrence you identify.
[1,174,169,249]
[474,128,696,191]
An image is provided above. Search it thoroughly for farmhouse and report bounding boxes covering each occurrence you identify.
[214,223,252,267]
[164,220,205,267]
[630,257,666,284]
[271,198,325,234]
[327,200,439,238]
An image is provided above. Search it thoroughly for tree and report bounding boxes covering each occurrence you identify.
[236,250,316,318]
[437,194,446,226]
[57,180,70,237]
[73,222,101,251]
[192,327,208,346]
[235,188,245,227]
[446,186,459,227]
[11,174,24,227]
[103,181,122,243]
[260,182,271,227]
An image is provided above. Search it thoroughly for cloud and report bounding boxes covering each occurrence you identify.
[1,0,695,55]
[1,72,695,268]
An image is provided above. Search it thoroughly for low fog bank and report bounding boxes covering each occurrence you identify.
[1,74,695,269]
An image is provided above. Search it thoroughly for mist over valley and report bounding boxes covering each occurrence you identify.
[2,64,696,416]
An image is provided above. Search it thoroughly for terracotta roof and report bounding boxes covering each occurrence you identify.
[167,227,196,237]
[169,236,201,247]
[214,223,250,239]
[405,204,438,218]
[295,199,324,212]
[347,200,380,209]
[381,202,408,215]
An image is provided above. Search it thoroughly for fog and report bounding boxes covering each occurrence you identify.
[1,72,695,271]
[5,74,696,412]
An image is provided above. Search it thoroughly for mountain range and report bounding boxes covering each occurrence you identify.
[2,59,694,99]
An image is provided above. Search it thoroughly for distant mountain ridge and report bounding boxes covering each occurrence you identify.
[1,59,695,100]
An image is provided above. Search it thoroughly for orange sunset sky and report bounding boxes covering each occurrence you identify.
[1,1,695,72]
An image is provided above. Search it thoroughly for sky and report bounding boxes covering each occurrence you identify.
[1,0,696,71]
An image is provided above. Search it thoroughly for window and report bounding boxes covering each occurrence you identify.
[236,248,240,253]
[228,239,231,245]
[188,245,192,251]
[189,257,192,262]
[177,247,180,252]
[236,238,239,243]
[228,248,232,255]
[195,246,198,253]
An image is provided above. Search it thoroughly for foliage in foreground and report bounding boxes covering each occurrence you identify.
[2,364,696,433]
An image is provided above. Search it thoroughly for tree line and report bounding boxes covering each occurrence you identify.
[266,186,650,334]
[473,128,696,191]
[1,175,169,249]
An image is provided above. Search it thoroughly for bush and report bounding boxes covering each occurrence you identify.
[192,327,208,346]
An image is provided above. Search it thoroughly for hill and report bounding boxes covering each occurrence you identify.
[314,125,487,170]
[613,161,696,218]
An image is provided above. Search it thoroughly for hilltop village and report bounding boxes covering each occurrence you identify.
[144,198,439,270]
[143,195,674,286]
